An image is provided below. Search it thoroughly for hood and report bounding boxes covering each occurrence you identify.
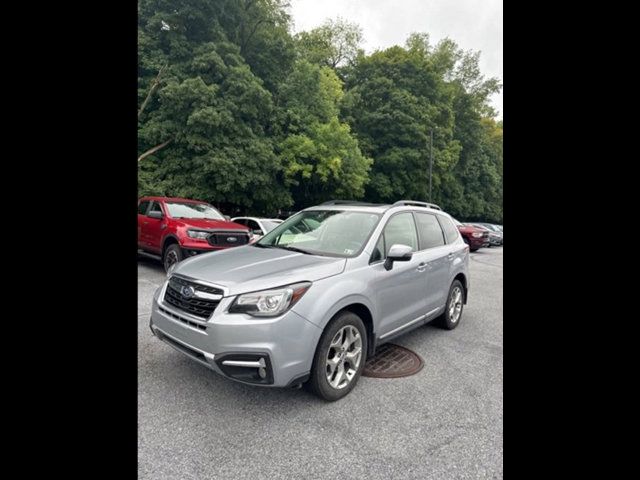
[457,225,484,234]
[172,218,247,231]
[173,245,346,295]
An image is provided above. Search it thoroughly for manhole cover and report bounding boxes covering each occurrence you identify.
[363,343,424,378]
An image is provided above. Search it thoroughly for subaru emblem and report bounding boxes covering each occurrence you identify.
[181,286,195,298]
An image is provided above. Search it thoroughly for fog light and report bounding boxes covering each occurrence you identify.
[258,367,267,379]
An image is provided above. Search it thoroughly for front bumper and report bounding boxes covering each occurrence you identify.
[149,283,322,387]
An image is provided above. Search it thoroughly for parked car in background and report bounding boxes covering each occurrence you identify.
[453,218,489,251]
[150,200,470,401]
[474,223,503,245]
[468,224,502,246]
[231,217,283,240]
[138,197,251,272]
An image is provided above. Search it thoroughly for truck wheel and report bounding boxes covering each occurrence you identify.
[308,311,367,402]
[163,244,183,272]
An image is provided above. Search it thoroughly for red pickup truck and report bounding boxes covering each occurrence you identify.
[452,218,490,251]
[137,196,251,271]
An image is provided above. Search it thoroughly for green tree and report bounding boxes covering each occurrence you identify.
[278,61,371,206]
[295,18,363,68]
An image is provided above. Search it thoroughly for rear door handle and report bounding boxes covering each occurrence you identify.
[417,262,427,272]
[143,221,149,225]
[447,253,454,259]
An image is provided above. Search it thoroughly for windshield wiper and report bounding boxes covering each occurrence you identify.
[276,245,313,255]
[252,243,276,248]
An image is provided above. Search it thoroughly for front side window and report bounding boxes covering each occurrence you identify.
[257,210,381,257]
[381,213,419,254]
[164,202,225,220]
[148,201,163,215]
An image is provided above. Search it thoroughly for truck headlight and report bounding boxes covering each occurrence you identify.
[187,230,210,239]
[228,282,312,317]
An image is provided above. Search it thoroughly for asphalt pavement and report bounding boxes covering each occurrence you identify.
[138,247,503,479]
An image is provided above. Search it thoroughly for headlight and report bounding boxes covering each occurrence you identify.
[472,232,483,238]
[228,282,312,317]
[187,230,210,239]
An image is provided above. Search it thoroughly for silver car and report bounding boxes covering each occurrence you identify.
[149,200,470,401]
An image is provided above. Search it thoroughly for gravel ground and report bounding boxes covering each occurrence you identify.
[138,247,503,479]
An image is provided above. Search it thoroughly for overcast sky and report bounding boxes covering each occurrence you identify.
[288,0,503,118]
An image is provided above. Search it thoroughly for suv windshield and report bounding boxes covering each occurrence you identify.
[257,210,381,257]
[165,202,225,220]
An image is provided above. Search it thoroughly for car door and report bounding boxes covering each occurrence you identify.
[413,211,450,313]
[370,212,427,338]
[137,200,151,249]
[142,201,166,253]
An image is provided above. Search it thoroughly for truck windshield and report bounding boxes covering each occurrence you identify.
[165,202,225,220]
[256,210,381,257]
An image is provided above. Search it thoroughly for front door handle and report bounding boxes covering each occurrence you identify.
[447,253,454,259]
[143,221,149,225]
[417,262,427,272]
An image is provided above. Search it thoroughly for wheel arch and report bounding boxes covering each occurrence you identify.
[316,295,377,358]
[162,234,180,256]
[453,272,468,303]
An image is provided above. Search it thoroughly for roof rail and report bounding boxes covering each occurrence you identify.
[320,200,381,206]
[392,200,442,210]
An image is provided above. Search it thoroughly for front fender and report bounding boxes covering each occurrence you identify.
[292,275,377,332]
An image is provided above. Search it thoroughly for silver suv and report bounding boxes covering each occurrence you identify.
[149,200,470,401]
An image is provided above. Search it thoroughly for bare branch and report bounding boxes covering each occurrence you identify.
[138,65,167,119]
[137,139,172,162]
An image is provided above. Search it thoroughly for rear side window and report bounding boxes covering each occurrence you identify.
[382,213,419,254]
[414,212,445,249]
[437,215,460,244]
[234,218,248,226]
[138,201,150,215]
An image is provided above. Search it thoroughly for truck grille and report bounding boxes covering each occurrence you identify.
[163,276,223,319]
[207,231,250,248]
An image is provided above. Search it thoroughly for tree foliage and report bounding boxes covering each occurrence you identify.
[138,0,503,222]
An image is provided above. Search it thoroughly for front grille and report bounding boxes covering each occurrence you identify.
[207,231,250,247]
[163,276,222,319]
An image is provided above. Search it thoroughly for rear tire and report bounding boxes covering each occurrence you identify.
[163,244,183,272]
[436,280,465,330]
[308,311,367,401]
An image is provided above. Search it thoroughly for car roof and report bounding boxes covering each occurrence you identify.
[139,196,208,204]
[304,203,449,216]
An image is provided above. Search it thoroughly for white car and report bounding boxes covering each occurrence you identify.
[231,217,284,239]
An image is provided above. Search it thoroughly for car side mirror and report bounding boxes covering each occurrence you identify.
[384,244,413,271]
[252,229,263,236]
[147,211,163,219]
[224,215,231,221]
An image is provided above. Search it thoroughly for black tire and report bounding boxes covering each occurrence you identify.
[163,244,183,272]
[308,311,368,401]
[436,279,465,330]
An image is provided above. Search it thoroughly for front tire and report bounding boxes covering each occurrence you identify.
[437,280,465,330]
[308,311,367,401]
[163,244,183,272]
